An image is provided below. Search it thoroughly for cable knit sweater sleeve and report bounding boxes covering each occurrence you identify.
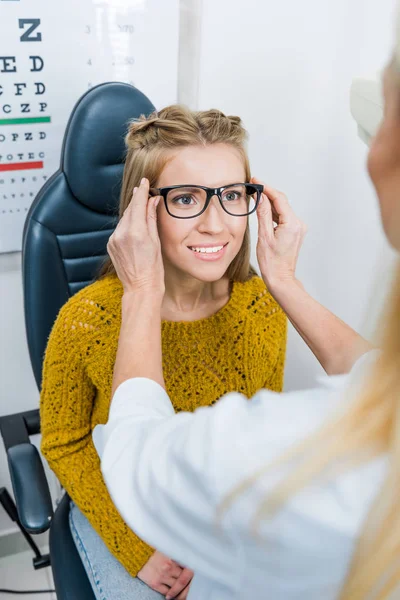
[40,297,155,577]
[244,278,287,395]
[261,302,287,392]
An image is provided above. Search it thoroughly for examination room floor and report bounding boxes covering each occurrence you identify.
[0,549,56,599]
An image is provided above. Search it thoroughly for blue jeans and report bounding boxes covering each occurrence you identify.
[69,501,165,600]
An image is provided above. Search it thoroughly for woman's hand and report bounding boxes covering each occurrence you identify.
[252,177,307,293]
[137,551,193,598]
[166,568,193,599]
[107,177,165,296]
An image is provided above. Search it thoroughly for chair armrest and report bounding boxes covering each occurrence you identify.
[0,409,40,450]
[8,443,54,534]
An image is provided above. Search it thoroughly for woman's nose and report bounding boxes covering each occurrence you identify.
[197,196,225,233]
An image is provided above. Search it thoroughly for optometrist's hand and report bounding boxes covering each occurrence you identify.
[137,551,193,597]
[252,177,307,294]
[107,178,165,296]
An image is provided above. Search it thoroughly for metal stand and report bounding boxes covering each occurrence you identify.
[0,486,50,569]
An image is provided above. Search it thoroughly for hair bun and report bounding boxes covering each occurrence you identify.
[227,115,242,126]
[125,106,200,150]
[125,105,247,153]
[125,112,160,149]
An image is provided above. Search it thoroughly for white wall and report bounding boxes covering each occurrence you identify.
[0,0,399,539]
[194,0,398,390]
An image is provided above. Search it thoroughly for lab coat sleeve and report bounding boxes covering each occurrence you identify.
[93,378,241,585]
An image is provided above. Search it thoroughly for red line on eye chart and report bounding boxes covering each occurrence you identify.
[0,161,44,172]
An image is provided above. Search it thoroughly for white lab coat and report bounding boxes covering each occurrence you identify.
[93,351,386,600]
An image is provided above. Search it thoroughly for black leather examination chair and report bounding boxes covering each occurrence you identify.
[0,82,155,599]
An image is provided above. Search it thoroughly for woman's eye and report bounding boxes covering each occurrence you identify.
[174,195,196,205]
[224,192,240,202]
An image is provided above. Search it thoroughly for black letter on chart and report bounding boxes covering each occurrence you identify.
[34,82,45,95]
[29,56,44,72]
[14,83,27,96]
[19,19,42,42]
[0,57,17,73]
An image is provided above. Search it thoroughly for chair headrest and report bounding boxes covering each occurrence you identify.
[62,82,155,215]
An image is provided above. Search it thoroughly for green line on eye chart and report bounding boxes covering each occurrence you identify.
[0,116,51,126]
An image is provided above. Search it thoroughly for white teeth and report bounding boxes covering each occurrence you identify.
[190,245,224,254]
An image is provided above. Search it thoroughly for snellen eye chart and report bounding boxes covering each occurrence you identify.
[0,0,179,252]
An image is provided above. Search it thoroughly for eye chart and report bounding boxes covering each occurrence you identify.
[0,0,179,253]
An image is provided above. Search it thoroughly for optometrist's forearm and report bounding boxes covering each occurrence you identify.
[111,291,165,396]
[269,278,373,375]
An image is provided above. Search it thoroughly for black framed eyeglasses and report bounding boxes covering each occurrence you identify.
[150,183,263,219]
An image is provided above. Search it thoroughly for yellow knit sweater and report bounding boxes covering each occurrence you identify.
[40,274,287,577]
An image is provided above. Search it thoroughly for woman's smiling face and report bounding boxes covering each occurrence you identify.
[156,143,249,283]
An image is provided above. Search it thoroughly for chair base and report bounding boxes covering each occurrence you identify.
[0,487,50,569]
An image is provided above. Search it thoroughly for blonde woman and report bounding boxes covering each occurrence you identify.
[94,28,400,600]
[40,106,290,600]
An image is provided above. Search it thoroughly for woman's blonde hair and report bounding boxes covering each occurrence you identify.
[99,105,256,282]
